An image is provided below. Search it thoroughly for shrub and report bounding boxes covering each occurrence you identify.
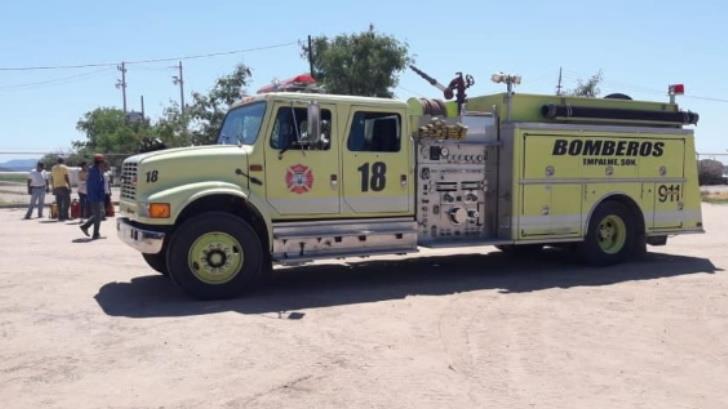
[698,159,726,185]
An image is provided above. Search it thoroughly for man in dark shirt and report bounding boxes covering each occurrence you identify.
[79,154,107,239]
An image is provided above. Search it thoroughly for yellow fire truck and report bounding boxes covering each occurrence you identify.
[117,73,703,299]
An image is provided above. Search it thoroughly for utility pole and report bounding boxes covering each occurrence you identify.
[172,61,185,113]
[140,95,145,120]
[307,35,314,79]
[116,61,128,113]
[556,66,563,96]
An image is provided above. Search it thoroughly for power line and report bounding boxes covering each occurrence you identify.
[561,68,728,104]
[396,85,428,98]
[0,41,297,71]
[0,67,113,90]
[683,95,728,104]
[123,41,298,65]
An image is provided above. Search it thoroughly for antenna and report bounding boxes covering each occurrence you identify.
[556,67,563,96]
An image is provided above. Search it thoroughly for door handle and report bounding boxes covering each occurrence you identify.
[330,174,338,187]
[400,174,407,187]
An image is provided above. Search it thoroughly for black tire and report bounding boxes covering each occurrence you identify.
[633,233,648,260]
[166,212,264,300]
[579,201,638,266]
[495,244,543,255]
[142,252,168,276]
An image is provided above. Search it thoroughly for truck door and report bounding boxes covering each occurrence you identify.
[650,138,686,229]
[653,182,684,228]
[264,102,340,216]
[519,133,583,238]
[340,107,411,214]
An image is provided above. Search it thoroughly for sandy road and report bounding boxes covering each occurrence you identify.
[1,205,727,409]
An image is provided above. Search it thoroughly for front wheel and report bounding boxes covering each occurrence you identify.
[142,252,168,276]
[579,201,637,266]
[166,212,264,299]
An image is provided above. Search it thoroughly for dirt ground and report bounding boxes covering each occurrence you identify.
[1,205,727,409]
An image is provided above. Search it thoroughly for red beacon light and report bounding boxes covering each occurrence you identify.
[669,83,685,95]
[257,73,318,94]
[668,83,685,104]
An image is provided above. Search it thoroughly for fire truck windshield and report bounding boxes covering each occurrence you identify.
[217,101,266,145]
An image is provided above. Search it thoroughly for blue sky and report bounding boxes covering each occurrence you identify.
[1,0,726,161]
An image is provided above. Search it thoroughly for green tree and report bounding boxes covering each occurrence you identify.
[154,103,192,147]
[698,159,726,185]
[186,64,252,145]
[303,26,411,97]
[73,107,153,166]
[567,71,603,97]
[75,107,140,153]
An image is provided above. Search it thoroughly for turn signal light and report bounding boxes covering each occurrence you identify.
[148,203,171,218]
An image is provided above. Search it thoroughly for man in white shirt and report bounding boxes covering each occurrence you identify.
[102,164,112,220]
[77,161,88,219]
[24,162,49,219]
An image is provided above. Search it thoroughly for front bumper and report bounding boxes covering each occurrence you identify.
[116,218,166,254]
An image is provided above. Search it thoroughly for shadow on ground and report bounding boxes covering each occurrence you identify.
[72,237,106,243]
[95,250,720,318]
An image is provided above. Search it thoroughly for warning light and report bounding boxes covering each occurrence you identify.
[668,84,685,95]
[257,73,317,94]
[668,84,685,104]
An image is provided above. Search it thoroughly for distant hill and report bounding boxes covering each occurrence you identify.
[0,159,38,171]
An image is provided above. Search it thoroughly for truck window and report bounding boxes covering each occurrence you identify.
[217,101,266,145]
[270,107,332,150]
[347,112,401,152]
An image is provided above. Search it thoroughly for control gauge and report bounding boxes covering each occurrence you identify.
[440,147,449,158]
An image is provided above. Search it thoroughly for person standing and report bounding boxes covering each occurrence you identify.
[50,157,71,221]
[24,162,49,219]
[77,162,89,220]
[79,154,106,239]
[102,162,112,220]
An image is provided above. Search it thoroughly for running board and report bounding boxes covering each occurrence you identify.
[418,237,582,249]
[272,218,418,262]
[275,248,420,266]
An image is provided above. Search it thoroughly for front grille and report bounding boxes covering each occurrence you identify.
[121,161,138,200]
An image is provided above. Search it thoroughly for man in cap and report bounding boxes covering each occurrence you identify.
[79,154,107,239]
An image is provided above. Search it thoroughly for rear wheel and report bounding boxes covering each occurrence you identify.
[166,212,263,299]
[579,201,637,266]
[142,252,168,276]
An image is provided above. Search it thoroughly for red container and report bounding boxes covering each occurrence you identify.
[70,199,80,219]
[105,202,115,218]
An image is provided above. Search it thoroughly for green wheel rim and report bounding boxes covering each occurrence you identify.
[597,214,627,254]
[187,231,244,285]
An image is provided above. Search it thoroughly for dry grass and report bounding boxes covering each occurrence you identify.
[701,189,728,204]
[0,174,26,183]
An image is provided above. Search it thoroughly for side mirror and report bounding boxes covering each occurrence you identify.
[306,101,321,144]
